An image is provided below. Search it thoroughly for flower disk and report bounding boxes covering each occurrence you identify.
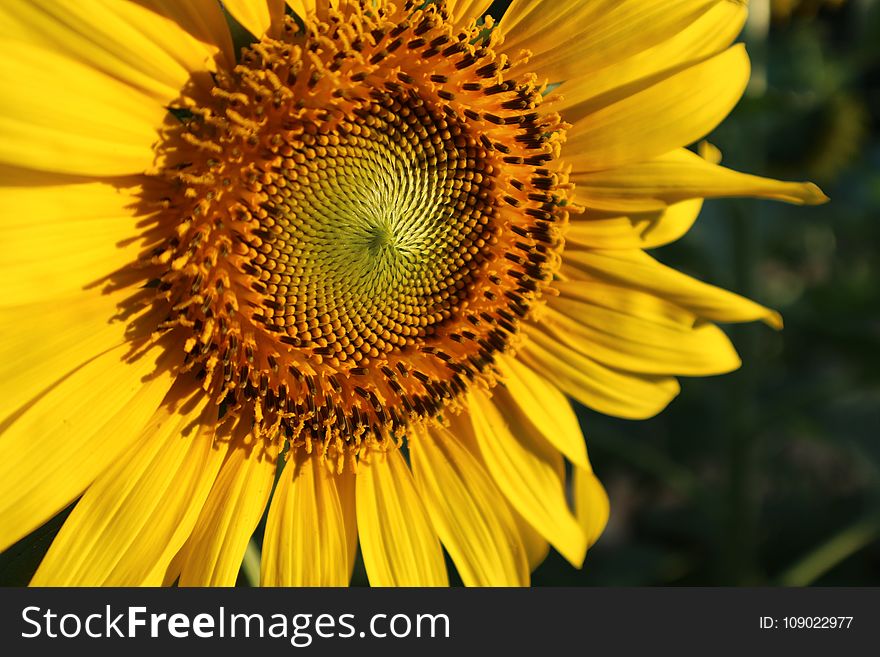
[149,1,570,462]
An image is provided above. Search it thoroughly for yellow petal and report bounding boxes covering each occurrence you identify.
[0,180,144,305]
[563,45,750,172]
[0,340,177,554]
[225,0,286,38]
[468,389,587,566]
[162,545,187,586]
[632,199,703,248]
[411,423,529,586]
[554,278,699,328]
[520,328,682,420]
[502,0,718,83]
[553,0,746,107]
[562,248,784,329]
[0,0,221,104]
[285,0,338,21]
[139,0,236,69]
[512,510,550,571]
[572,148,828,210]
[0,42,164,175]
[566,214,644,250]
[262,450,352,587]
[285,0,307,15]
[542,295,742,376]
[356,448,448,586]
[699,139,723,164]
[31,389,225,586]
[574,467,610,549]
[178,442,278,586]
[336,465,359,581]
[446,0,493,29]
[0,291,142,421]
[566,200,704,250]
[494,354,589,469]
[447,411,550,571]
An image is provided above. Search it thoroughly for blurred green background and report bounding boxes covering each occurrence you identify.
[1,0,877,587]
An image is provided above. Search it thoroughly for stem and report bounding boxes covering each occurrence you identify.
[778,514,880,586]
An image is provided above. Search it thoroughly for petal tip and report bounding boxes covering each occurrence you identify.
[765,310,784,330]
[801,182,830,206]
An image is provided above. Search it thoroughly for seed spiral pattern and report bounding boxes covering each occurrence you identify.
[250,93,496,360]
[143,0,572,464]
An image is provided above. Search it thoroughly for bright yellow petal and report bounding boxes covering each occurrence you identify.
[553,277,700,328]
[566,200,704,250]
[541,295,742,376]
[225,0,286,38]
[31,389,225,586]
[494,354,589,469]
[336,465,358,582]
[162,544,187,586]
[566,213,644,250]
[411,423,529,587]
[629,199,703,248]
[574,467,610,549]
[285,0,307,17]
[356,448,448,586]
[446,411,550,570]
[0,0,221,104]
[561,248,784,329]
[571,148,828,211]
[446,0,493,29]
[178,442,278,586]
[0,340,177,554]
[512,510,550,571]
[468,389,587,567]
[520,328,682,420]
[262,450,352,587]
[0,42,165,175]
[553,0,746,106]
[285,0,307,15]
[0,180,144,305]
[562,45,750,172]
[284,0,339,21]
[501,0,716,79]
[0,291,144,422]
[138,0,236,69]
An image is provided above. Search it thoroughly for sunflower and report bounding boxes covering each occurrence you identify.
[0,0,826,587]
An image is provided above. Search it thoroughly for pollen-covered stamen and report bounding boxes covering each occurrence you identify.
[146,0,570,463]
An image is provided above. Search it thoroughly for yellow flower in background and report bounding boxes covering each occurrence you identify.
[0,0,826,587]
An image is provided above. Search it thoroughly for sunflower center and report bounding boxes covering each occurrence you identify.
[144,2,571,463]
[250,90,495,361]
